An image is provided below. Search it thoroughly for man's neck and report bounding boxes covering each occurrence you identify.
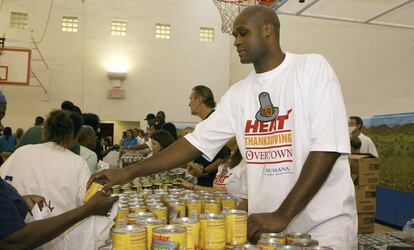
[198,107,214,120]
[254,50,285,74]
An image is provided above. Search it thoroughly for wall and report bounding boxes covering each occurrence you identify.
[229,15,414,117]
[0,0,230,131]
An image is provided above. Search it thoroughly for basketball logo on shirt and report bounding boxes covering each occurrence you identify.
[255,92,279,122]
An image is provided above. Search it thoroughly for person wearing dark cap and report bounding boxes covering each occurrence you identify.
[144,113,157,132]
[34,116,44,126]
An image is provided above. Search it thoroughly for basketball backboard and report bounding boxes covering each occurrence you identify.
[0,47,31,85]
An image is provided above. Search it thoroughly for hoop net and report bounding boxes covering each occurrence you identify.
[213,0,276,34]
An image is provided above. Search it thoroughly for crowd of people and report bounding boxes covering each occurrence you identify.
[0,5,382,250]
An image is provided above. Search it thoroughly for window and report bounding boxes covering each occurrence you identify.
[155,23,171,39]
[61,16,79,32]
[10,12,28,29]
[111,20,127,36]
[200,27,214,42]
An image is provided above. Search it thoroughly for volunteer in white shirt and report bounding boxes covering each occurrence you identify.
[0,110,108,250]
[349,116,379,158]
[89,5,357,249]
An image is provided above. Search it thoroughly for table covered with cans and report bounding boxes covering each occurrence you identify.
[358,232,414,250]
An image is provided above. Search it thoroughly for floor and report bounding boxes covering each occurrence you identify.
[374,223,399,234]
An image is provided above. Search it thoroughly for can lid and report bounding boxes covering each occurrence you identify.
[153,225,186,234]
[206,199,220,204]
[286,232,311,239]
[233,243,260,250]
[112,225,146,234]
[257,238,283,246]
[307,247,334,250]
[170,217,199,224]
[136,217,165,226]
[291,238,319,247]
[127,212,154,218]
[222,209,247,216]
[148,205,167,210]
[199,213,225,220]
[260,232,286,239]
[278,246,301,250]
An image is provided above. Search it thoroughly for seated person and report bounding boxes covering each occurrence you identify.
[0,179,117,249]
[350,136,362,154]
[176,148,243,201]
[0,127,17,161]
[0,110,100,249]
[149,129,176,155]
[120,129,138,148]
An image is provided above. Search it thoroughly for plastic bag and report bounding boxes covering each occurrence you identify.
[403,218,414,244]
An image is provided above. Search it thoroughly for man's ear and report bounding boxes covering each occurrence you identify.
[263,23,274,37]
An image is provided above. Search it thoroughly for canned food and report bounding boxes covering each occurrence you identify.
[142,184,153,190]
[186,198,202,218]
[260,233,286,245]
[222,210,247,246]
[84,182,103,203]
[126,212,155,225]
[112,185,121,194]
[233,243,260,250]
[111,225,146,250]
[163,183,173,191]
[221,195,237,211]
[168,201,186,220]
[291,238,319,247]
[171,217,200,250]
[128,204,147,214]
[278,246,301,250]
[121,183,131,193]
[257,238,282,250]
[213,192,226,202]
[148,205,168,222]
[307,247,334,250]
[131,184,140,192]
[153,225,186,250]
[204,199,221,213]
[200,213,226,250]
[115,205,129,226]
[153,182,163,190]
[286,233,311,245]
[136,217,165,250]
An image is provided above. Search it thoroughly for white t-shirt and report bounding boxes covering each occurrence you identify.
[358,133,379,158]
[185,53,357,249]
[0,142,106,250]
[213,160,243,200]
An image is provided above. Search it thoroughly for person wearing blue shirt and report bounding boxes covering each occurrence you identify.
[0,127,17,152]
[121,129,138,148]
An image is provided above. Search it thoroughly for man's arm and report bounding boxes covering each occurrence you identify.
[247,151,340,242]
[89,138,202,188]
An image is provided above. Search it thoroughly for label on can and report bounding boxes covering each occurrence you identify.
[152,225,186,250]
[221,197,237,211]
[223,210,247,246]
[204,200,221,213]
[149,205,168,221]
[200,213,226,250]
[186,199,202,218]
[112,225,146,250]
[171,217,200,250]
[168,202,186,221]
[115,206,129,227]
[136,218,165,250]
[257,238,282,250]
[84,182,103,203]
[286,233,311,245]
[260,233,286,245]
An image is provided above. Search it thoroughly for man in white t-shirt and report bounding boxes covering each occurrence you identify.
[90,5,357,249]
[349,116,379,158]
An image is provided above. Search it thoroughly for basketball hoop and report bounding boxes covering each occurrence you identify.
[213,0,277,34]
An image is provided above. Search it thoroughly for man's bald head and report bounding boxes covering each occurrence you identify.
[235,5,280,39]
[78,125,96,150]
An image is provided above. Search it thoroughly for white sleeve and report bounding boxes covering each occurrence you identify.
[305,55,350,154]
[367,138,379,158]
[239,161,248,199]
[185,93,236,162]
[78,160,92,206]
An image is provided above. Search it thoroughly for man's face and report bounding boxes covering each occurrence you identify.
[188,91,199,116]
[156,112,165,124]
[232,14,267,64]
[133,129,138,137]
[348,119,359,129]
[0,103,6,130]
[87,133,97,150]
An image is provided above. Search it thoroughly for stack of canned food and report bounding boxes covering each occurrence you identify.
[358,233,414,250]
[88,183,333,250]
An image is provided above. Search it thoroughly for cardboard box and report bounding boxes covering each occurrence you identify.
[348,154,380,186]
[358,212,375,234]
[355,186,376,212]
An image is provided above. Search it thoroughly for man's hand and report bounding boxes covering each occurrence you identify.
[22,195,46,211]
[187,163,203,177]
[84,190,118,216]
[87,168,131,190]
[247,211,290,243]
[175,178,193,190]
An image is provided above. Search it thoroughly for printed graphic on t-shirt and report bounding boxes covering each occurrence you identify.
[244,92,293,176]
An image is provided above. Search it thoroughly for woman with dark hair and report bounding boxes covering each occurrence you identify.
[0,127,17,161]
[121,129,138,148]
[0,110,109,249]
[149,129,175,154]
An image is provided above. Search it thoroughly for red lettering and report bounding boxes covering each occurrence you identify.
[259,121,269,132]
[245,120,259,133]
[277,109,292,130]
[154,235,170,241]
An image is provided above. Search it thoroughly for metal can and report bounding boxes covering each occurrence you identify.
[171,217,200,250]
[153,182,163,190]
[111,225,146,250]
[121,183,131,193]
[257,238,282,250]
[291,238,319,248]
[152,225,187,250]
[221,195,237,211]
[136,217,165,250]
[148,205,168,222]
[126,212,155,225]
[234,243,260,250]
[115,205,129,227]
[142,184,153,190]
[168,201,186,220]
[286,233,311,245]
[307,247,334,250]
[129,204,147,214]
[213,192,226,202]
[112,185,121,194]
[186,198,202,218]
[260,233,286,245]
[204,199,221,213]
[278,246,301,250]
[222,210,247,246]
[199,213,226,250]
[83,182,103,203]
